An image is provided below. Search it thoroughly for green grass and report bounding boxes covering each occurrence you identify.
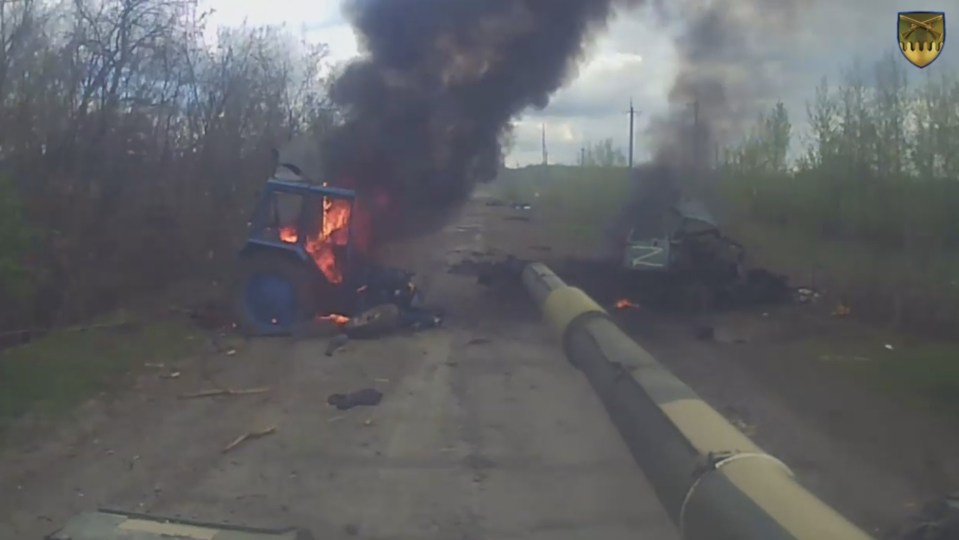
[494,165,632,246]
[723,214,959,333]
[0,310,202,435]
[495,164,959,416]
[807,334,959,417]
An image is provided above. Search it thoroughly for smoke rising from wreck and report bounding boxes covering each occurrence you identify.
[320,0,810,245]
[650,0,813,175]
[611,0,812,253]
[323,0,642,243]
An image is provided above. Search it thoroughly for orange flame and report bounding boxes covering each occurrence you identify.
[279,226,298,244]
[615,298,640,309]
[318,313,350,326]
[304,197,352,284]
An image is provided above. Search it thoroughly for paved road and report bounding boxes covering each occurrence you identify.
[0,191,678,539]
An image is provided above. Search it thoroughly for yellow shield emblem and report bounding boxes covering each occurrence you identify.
[898,11,945,68]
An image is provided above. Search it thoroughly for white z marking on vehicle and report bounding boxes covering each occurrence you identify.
[631,246,665,268]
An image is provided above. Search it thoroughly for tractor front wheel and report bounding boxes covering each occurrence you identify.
[234,252,318,336]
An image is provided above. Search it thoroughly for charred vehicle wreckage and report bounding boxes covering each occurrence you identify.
[460,167,809,314]
[233,161,442,339]
[598,166,802,312]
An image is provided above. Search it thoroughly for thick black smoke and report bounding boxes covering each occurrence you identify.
[651,0,813,175]
[323,0,640,242]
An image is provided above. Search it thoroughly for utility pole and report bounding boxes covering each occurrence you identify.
[541,123,549,166]
[692,98,702,175]
[627,99,637,168]
[581,146,586,167]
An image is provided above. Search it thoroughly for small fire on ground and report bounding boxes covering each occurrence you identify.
[318,313,350,326]
[615,298,640,310]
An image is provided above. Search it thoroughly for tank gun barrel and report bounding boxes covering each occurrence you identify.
[521,262,873,540]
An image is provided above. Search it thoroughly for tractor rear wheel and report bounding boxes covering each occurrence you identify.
[234,252,318,336]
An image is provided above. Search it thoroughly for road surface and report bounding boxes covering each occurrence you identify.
[0,189,679,539]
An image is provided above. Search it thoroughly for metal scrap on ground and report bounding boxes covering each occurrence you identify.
[325,333,350,356]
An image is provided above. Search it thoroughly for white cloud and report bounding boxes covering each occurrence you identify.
[203,0,341,28]
[202,0,357,63]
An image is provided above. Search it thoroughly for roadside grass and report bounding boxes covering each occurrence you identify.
[496,164,959,416]
[494,165,632,246]
[0,309,202,436]
[804,333,959,418]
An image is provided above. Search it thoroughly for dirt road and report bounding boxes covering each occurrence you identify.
[622,308,959,539]
[476,189,959,539]
[5,184,957,540]
[0,189,679,539]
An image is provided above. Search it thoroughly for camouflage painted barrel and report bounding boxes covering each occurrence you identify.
[521,262,873,540]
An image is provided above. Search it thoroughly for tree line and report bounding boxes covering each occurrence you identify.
[0,0,336,337]
[722,54,959,331]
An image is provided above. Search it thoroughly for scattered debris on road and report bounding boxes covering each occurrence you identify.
[615,298,640,310]
[467,337,491,346]
[344,304,401,339]
[448,254,526,286]
[327,388,383,410]
[503,215,531,222]
[325,334,350,356]
[694,326,715,341]
[902,490,959,540]
[222,426,277,453]
[180,387,271,399]
[833,302,852,317]
[159,371,181,380]
[795,287,821,304]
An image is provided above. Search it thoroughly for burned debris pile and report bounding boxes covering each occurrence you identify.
[593,165,809,314]
[317,263,444,344]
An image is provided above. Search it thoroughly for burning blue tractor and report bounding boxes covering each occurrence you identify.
[234,165,436,337]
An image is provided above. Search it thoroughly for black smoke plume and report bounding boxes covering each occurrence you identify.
[608,0,812,256]
[323,0,641,242]
[650,0,813,175]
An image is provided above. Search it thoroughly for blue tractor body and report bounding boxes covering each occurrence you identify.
[235,178,361,336]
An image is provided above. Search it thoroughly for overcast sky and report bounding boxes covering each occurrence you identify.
[204,0,957,167]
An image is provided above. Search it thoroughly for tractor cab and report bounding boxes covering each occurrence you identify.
[235,175,365,336]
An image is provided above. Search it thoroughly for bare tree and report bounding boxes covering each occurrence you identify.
[0,0,335,330]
